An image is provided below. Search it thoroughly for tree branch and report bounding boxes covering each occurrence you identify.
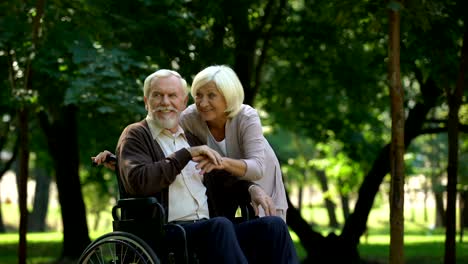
[253,0,287,94]
[0,134,19,180]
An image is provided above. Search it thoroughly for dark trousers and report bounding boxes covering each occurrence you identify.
[182,216,298,264]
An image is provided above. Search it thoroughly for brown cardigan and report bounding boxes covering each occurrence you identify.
[116,120,253,220]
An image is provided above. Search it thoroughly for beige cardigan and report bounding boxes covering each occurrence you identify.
[180,104,288,217]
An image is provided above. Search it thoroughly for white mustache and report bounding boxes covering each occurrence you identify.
[151,107,177,113]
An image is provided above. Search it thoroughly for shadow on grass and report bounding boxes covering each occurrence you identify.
[2,233,467,264]
[0,241,65,264]
[359,241,468,264]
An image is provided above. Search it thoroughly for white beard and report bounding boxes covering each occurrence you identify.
[154,115,178,129]
[148,108,179,129]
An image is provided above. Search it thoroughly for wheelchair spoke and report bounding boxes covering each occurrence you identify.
[106,242,116,263]
[78,232,160,264]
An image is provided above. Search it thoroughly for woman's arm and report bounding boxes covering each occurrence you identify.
[194,110,266,180]
[192,155,246,177]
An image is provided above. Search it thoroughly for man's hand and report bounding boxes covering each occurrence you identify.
[248,184,276,216]
[91,150,116,171]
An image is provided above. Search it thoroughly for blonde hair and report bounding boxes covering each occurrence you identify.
[143,69,188,97]
[191,65,244,118]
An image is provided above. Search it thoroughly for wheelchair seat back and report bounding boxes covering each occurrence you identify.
[110,155,192,263]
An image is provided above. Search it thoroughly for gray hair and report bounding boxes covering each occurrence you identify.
[143,69,188,97]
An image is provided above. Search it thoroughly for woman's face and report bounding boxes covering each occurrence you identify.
[194,81,227,123]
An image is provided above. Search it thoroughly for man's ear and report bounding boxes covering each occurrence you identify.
[144,96,148,110]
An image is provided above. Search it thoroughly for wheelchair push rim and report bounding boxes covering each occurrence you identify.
[78,231,160,264]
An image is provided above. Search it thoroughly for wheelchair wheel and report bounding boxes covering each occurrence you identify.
[78,231,160,264]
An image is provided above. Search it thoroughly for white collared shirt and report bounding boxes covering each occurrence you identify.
[146,116,210,222]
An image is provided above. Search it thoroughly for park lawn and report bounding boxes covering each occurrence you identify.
[0,232,62,264]
[289,205,468,263]
[358,232,468,263]
[0,231,115,264]
[1,229,468,264]
[1,203,467,263]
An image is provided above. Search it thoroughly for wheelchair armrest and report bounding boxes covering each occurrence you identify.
[115,197,160,207]
[112,197,166,224]
[239,203,256,221]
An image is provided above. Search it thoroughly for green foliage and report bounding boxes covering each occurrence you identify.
[81,166,117,230]
[259,0,390,167]
[407,134,449,176]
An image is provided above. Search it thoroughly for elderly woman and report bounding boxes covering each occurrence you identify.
[179,65,288,221]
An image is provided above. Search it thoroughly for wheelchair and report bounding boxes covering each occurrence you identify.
[79,154,255,264]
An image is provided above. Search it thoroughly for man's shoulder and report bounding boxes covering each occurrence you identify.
[126,120,147,129]
[121,120,149,137]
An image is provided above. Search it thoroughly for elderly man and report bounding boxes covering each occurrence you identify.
[95,69,298,263]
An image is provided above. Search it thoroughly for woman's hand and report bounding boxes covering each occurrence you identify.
[188,145,223,174]
[192,155,225,174]
[193,155,249,177]
[248,184,276,216]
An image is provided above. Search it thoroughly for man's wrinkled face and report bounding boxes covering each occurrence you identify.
[144,75,188,132]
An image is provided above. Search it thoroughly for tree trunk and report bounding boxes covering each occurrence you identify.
[0,191,4,233]
[298,185,303,211]
[228,0,287,105]
[285,191,358,264]
[338,178,351,221]
[462,190,468,228]
[315,169,339,228]
[444,29,468,264]
[28,167,51,232]
[408,189,416,222]
[431,134,446,227]
[340,192,350,222]
[39,105,90,260]
[423,178,429,223]
[460,190,466,242]
[17,1,44,262]
[18,108,29,264]
[93,212,101,232]
[435,188,447,227]
[388,3,405,262]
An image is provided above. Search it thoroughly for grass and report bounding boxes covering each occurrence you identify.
[357,229,468,264]
[1,203,468,263]
[291,205,468,263]
[0,233,62,264]
[0,231,117,264]
[3,231,467,264]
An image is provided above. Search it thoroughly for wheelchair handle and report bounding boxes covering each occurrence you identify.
[92,153,117,167]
